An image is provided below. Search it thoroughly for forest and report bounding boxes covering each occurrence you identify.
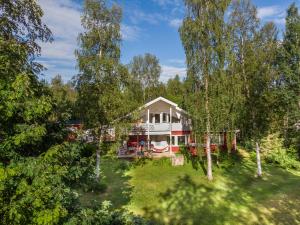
[0,0,299,224]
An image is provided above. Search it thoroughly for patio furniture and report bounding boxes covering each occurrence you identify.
[151,141,169,153]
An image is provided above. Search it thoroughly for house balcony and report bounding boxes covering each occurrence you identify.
[131,123,191,135]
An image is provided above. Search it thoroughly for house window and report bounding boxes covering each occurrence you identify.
[163,113,169,123]
[172,136,176,145]
[154,114,160,123]
[178,136,186,146]
[172,116,180,123]
[150,113,154,123]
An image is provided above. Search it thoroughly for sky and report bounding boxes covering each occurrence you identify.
[37,0,300,83]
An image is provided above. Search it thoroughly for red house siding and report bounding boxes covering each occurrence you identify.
[171,131,191,135]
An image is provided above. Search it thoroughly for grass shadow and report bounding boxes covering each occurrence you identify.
[143,159,300,225]
[79,158,133,209]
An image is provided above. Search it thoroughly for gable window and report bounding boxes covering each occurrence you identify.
[154,114,160,123]
[163,113,169,123]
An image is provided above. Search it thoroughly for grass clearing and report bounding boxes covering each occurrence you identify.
[79,152,300,224]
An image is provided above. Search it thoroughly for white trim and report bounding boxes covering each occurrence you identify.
[140,96,189,115]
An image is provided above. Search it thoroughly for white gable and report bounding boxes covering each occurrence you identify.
[140,97,188,115]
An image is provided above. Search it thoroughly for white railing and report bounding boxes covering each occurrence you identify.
[132,123,191,133]
[171,123,191,131]
[139,123,170,132]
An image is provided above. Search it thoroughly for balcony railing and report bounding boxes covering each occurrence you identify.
[131,123,191,134]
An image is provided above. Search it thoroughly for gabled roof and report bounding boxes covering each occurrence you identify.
[141,96,188,115]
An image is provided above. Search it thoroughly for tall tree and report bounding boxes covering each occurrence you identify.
[49,75,77,122]
[229,0,279,176]
[75,0,131,179]
[0,0,54,162]
[180,0,230,180]
[276,3,300,149]
[166,74,184,106]
[128,53,161,102]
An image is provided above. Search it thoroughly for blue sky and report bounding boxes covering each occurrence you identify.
[38,0,300,83]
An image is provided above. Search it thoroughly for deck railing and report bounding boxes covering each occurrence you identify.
[131,123,191,134]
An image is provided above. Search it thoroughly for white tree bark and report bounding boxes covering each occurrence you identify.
[255,141,262,177]
[96,130,102,181]
[96,148,100,180]
[205,75,213,181]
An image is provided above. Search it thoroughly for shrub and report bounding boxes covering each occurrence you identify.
[65,201,149,225]
[261,133,300,169]
[82,179,107,193]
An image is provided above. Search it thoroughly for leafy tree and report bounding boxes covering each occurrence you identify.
[75,0,134,179]
[229,0,279,176]
[49,75,77,122]
[276,3,300,151]
[128,53,161,102]
[0,142,95,225]
[166,74,184,106]
[0,0,52,80]
[0,0,54,162]
[180,0,231,180]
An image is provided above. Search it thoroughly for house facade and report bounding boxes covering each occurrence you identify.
[119,97,192,156]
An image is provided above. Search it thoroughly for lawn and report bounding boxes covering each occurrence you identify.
[79,151,300,225]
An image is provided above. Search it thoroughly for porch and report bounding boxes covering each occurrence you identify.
[118,134,191,158]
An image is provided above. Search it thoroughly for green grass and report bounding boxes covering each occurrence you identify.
[79,152,300,225]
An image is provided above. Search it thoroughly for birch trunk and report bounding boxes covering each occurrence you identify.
[255,141,262,177]
[96,129,102,181]
[96,148,100,180]
[205,75,213,181]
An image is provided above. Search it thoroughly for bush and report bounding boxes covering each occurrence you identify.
[261,133,300,170]
[65,201,149,225]
[82,179,107,193]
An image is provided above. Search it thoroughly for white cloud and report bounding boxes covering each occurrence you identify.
[257,5,286,26]
[121,24,140,41]
[37,0,83,80]
[273,18,286,25]
[129,10,166,25]
[167,59,185,66]
[169,18,182,28]
[38,0,140,81]
[257,6,281,19]
[161,65,186,82]
[152,0,181,7]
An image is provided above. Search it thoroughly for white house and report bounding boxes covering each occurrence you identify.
[119,97,192,157]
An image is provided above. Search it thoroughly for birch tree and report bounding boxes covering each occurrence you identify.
[229,1,279,177]
[128,53,161,103]
[180,0,230,181]
[75,0,127,180]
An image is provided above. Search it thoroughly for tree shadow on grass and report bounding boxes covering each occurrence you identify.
[79,158,133,209]
[143,160,300,225]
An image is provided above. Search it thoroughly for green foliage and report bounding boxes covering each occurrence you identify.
[0,142,95,224]
[165,74,184,107]
[260,133,300,169]
[49,75,77,122]
[65,201,148,225]
[75,0,137,136]
[128,53,162,103]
